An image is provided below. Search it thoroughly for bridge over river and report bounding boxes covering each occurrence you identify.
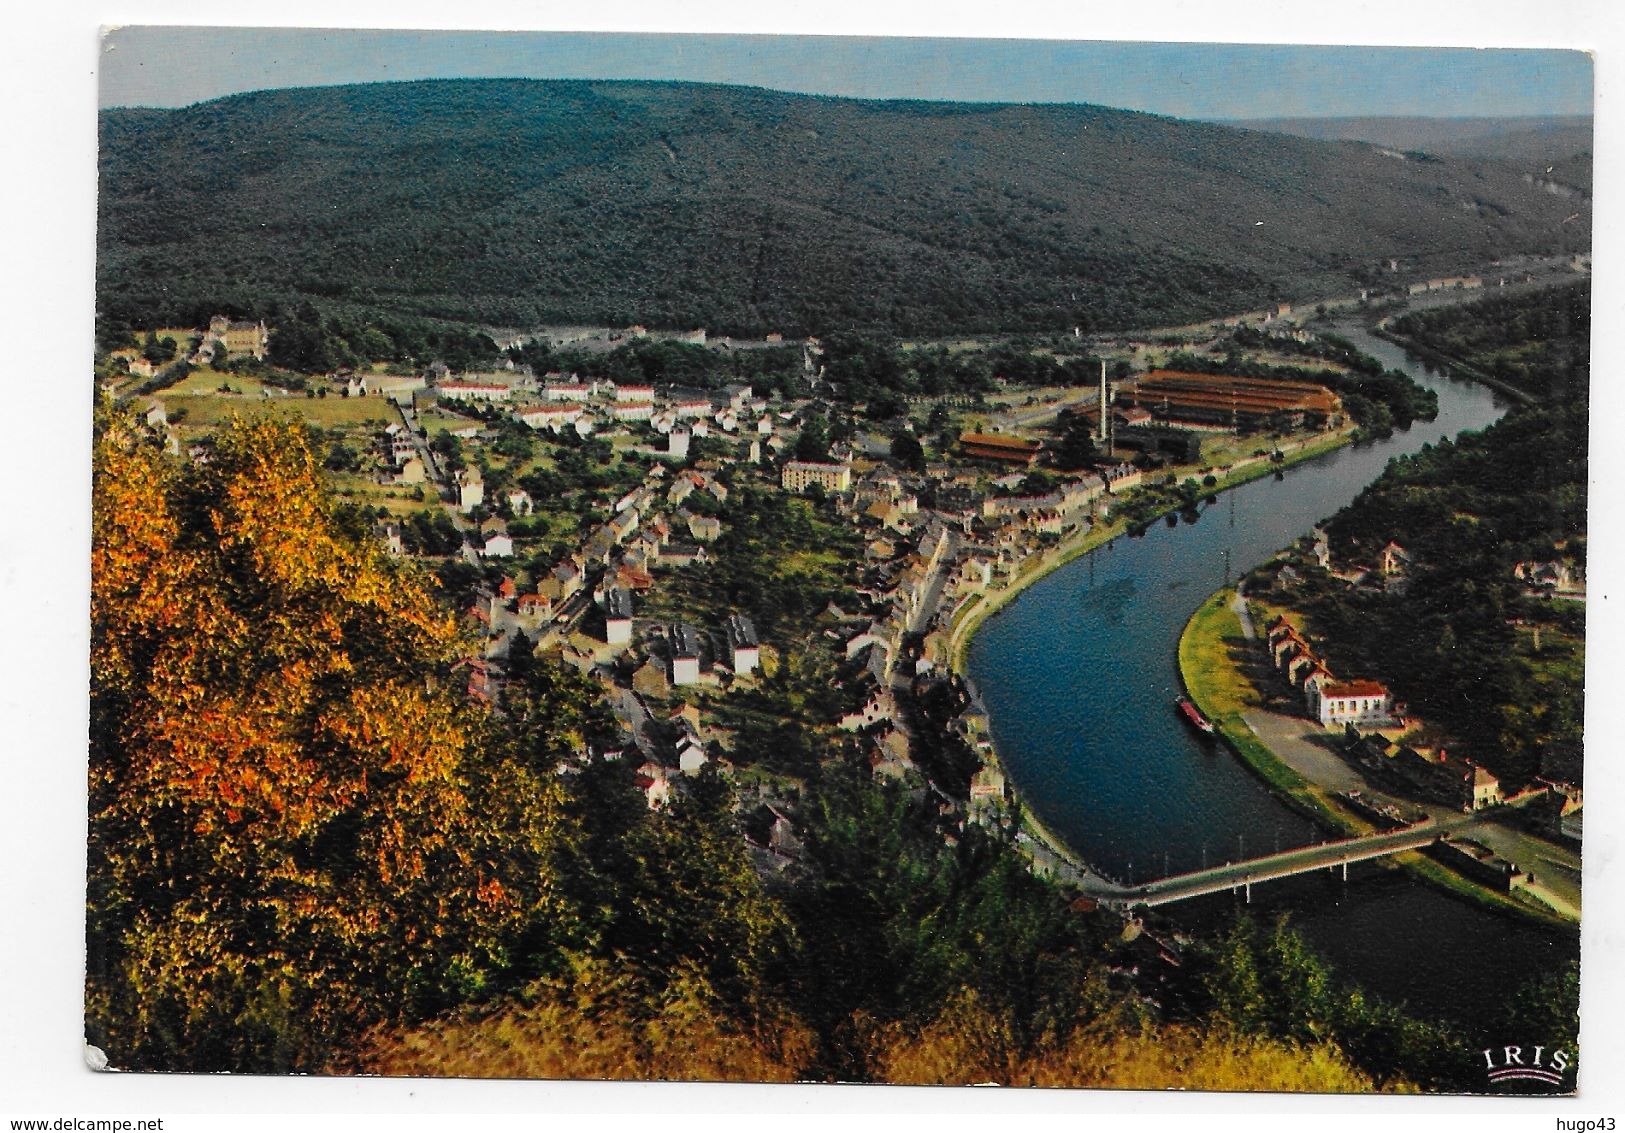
[1071,809,1506,911]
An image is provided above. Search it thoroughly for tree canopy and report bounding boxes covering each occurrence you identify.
[88,415,565,1070]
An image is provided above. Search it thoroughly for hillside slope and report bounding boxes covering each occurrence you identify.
[1229,115,1592,199]
[98,80,1591,337]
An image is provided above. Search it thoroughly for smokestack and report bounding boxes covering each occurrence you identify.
[1098,360,1108,445]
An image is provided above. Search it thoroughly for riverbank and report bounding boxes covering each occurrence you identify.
[946,423,1360,873]
[1176,586,1576,932]
[1370,325,1534,407]
[1175,590,1354,832]
[947,424,1358,674]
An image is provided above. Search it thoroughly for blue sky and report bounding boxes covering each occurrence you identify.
[98,28,1593,120]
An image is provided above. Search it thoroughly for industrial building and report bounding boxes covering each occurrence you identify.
[958,432,1044,466]
[1116,371,1342,432]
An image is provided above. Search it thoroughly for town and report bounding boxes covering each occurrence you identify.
[100,306,1358,842]
[94,259,1582,914]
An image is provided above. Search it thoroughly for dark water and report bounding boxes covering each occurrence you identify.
[966,324,1576,1029]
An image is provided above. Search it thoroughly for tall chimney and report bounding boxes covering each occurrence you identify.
[1098,360,1108,445]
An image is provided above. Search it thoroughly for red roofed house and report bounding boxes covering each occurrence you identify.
[633,761,672,809]
[463,657,493,702]
[517,593,553,626]
[611,400,656,422]
[616,564,655,593]
[1313,679,1395,728]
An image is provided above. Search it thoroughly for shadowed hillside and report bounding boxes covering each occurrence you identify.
[99,79,1590,337]
[1229,115,1592,197]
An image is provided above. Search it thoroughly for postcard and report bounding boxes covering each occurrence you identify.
[82,24,1592,1102]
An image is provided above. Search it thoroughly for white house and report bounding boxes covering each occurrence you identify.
[602,587,633,646]
[457,466,485,513]
[612,401,656,422]
[1315,680,1395,728]
[543,381,594,401]
[519,403,583,431]
[507,488,534,517]
[668,623,702,686]
[634,761,672,809]
[480,519,514,559]
[726,614,760,676]
[371,374,427,405]
[676,726,709,775]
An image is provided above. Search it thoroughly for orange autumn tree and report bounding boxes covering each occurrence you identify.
[88,415,568,1072]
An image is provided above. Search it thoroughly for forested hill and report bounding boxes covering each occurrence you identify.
[1226,115,1593,202]
[99,79,1589,337]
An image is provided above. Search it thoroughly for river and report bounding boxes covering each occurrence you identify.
[964,323,1577,1033]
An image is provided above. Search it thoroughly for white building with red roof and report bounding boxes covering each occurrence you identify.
[518,403,583,431]
[611,400,656,422]
[543,381,594,401]
[437,380,512,403]
[1313,679,1395,728]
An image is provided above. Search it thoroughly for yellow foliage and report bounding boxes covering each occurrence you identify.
[869,990,1393,1093]
[366,977,1389,1091]
[360,959,817,1084]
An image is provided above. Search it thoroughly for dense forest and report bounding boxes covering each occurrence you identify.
[98,79,1587,339]
[89,411,1577,1087]
[1273,284,1588,786]
[1390,280,1592,400]
[1231,115,1593,198]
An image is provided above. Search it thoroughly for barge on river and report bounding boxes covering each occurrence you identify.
[1176,695,1217,736]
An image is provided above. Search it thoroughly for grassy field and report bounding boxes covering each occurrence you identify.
[1173,590,1344,823]
[417,406,486,436]
[164,366,266,396]
[173,394,397,429]
[326,472,440,512]
[1177,592,1257,719]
